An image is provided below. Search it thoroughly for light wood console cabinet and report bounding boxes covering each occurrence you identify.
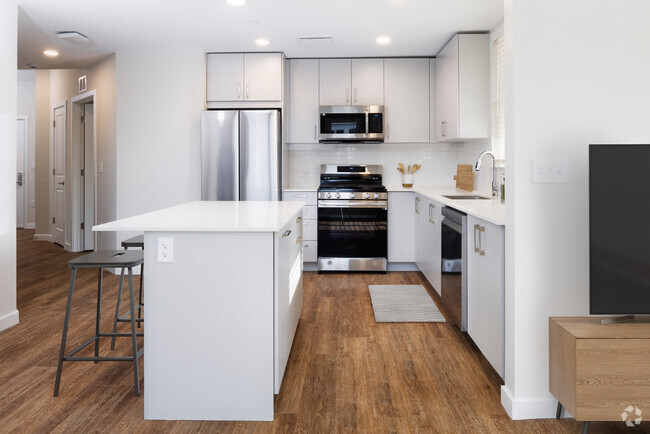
[549,317,650,424]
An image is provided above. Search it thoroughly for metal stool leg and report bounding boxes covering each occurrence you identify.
[127,267,141,396]
[95,268,103,362]
[54,268,77,397]
[137,262,144,328]
[110,268,126,350]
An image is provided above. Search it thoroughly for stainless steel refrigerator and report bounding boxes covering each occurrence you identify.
[201,110,281,201]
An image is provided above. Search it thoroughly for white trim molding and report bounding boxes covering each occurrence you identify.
[501,385,560,420]
[0,309,19,333]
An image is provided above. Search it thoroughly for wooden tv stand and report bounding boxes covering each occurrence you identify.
[549,317,650,432]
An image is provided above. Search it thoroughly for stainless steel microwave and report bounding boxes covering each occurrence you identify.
[319,105,384,143]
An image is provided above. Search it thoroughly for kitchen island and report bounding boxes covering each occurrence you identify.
[93,201,304,421]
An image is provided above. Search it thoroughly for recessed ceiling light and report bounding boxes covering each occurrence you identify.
[255,38,270,47]
[376,36,391,45]
[227,0,245,6]
[43,49,59,57]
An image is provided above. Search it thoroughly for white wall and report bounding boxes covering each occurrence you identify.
[502,0,650,419]
[114,50,204,245]
[17,70,35,228]
[0,0,19,332]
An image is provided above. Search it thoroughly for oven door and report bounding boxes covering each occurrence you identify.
[317,201,388,260]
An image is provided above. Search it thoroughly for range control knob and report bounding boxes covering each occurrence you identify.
[335,192,341,199]
[350,193,355,198]
[325,192,331,198]
[364,193,370,199]
[373,193,380,199]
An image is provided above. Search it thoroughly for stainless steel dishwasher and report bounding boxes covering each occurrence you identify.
[441,206,467,332]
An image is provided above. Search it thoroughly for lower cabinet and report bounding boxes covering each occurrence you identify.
[414,194,442,294]
[466,214,505,378]
[388,192,415,262]
[274,212,304,393]
[284,191,317,262]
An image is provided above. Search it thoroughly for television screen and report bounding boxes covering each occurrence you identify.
[590,144,650,314]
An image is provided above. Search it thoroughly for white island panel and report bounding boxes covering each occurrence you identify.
[144,231,275,421]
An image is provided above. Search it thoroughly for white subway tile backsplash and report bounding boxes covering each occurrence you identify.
[286,140,499,195]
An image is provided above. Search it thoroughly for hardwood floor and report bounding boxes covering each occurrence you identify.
[1,229,647,433]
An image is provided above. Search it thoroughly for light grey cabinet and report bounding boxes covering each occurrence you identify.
[319,58,384,106]
[387,192,415,262]
[435,34,490,142]
[207,53,282,102]
[414,194,442,294]
[288,59,319,143]
[384,58,430,143]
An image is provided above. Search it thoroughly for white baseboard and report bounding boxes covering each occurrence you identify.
[501,385,561,420]
[0,310,19,333]
[25,223,35,229]
[387,262,419,271]
[33,233,53,241]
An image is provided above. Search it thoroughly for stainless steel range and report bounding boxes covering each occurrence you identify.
[317,165,388,272]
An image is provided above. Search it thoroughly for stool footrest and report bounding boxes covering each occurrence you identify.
[65,333,144,358]
[64,348,144,363]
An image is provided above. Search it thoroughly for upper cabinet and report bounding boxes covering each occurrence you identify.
[288,59,319,143]
[435,34,490,142]
[319,59,383,106]
[384,58,430,143]
[207,53,282,103]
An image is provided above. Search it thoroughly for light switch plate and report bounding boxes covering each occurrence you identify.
[533,157,569,183]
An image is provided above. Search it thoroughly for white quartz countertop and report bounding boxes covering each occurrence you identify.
[283,186,505,225]
[93,201,305,232]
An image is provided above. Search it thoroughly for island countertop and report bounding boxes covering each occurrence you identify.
[92,201,305,233]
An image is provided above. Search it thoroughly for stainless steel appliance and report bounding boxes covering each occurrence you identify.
[317,165,388,272]
[441,206,467,331]
[319,105,384,143]
[201,110,281,201]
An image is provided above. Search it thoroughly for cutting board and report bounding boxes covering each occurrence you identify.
[453,164,474,191]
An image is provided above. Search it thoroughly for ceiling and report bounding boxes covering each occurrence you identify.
[16,0,503,70]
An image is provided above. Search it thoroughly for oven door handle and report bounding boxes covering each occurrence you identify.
[318,200,387,209]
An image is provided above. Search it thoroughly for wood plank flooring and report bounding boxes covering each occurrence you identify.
[1,229,647,432]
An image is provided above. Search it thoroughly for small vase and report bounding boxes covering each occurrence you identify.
[402,174,413,188]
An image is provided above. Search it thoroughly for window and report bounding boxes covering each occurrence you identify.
[491,29,505,161]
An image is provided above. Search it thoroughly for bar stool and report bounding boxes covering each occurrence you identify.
[111,235,145,350]
[54,250,144,397]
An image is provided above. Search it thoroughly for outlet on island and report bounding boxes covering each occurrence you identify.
[157,237,174,263]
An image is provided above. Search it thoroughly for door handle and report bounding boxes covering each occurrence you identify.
[345,88,350,104]
[314,125,317,140]
[474,224,480,253]
[237,83,242,99]
[296,236,302,244]
[479,226,486,256]
[282,229,291,237]
[354,88,357,103]
[429,203,435,224]
[415,197,420,214]
[16,172,23,186]
[246,83,249,99]
[58,182,65,186]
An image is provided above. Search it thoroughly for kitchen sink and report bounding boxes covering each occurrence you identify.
[443,195,491,200]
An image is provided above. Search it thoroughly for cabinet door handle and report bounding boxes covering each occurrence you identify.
[386,124,390,141]
[296,217,302,224]
[345,88,350,104]
[429,203,435,224]
[314,125,317,140]
[415,197,420,214]
[474,224,480,253]
[442,121,447,137]
[479,226,486,256]
[354,88,358,103]
[237,83,242,99]
[282,229,291,237]
[296,236,302,244]
[245,83,250,99]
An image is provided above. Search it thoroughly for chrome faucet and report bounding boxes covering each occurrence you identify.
[475,150,499,197]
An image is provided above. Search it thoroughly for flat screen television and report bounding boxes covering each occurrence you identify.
[589,144,650,315]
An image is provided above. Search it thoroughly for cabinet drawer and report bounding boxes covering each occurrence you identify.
[302,219,317,241]
[302,205,317,220]
[284,191,317,206]
[302,241,317,262]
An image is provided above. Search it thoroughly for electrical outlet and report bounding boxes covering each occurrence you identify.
[30,200,35,208]
[157,237,174,263]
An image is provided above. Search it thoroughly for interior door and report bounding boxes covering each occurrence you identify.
[83,103,95,250]
[53,105,66,246]
[16,118,26,228]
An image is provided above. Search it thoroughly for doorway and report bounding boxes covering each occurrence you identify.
[70,91,96,252]
[16,116,28,229]
[51,102,66,246]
